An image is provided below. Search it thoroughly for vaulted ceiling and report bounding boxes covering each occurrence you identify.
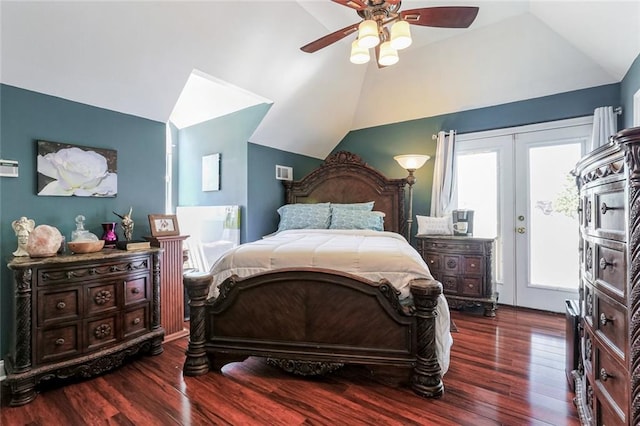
[2,1,638,159]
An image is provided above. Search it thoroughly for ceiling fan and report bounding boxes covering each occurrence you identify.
[300,0,479,67]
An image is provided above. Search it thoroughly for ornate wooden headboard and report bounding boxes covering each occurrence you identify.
[284,151,407,235]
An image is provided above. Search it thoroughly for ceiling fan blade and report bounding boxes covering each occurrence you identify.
[401,6,479,28]
[331,0,367,11]
[300,22,360,53]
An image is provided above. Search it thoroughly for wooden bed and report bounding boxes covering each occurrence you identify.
[182,151,445,398]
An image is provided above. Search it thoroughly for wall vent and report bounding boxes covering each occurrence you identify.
[275,165,293,181]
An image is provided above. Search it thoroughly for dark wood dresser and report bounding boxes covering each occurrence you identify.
[5,248,165,406]
[416,235,497,317]
[573,126,640,425]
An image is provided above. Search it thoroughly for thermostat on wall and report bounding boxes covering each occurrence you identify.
[0,159,19,177]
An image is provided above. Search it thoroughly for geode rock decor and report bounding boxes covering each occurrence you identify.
[26,224,63,257]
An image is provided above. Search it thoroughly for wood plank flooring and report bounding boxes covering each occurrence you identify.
[1,305,580,425]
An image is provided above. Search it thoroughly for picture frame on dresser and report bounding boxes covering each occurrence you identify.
[148,214,180,237]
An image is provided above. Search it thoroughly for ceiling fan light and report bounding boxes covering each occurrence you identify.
[357,20,379,49]
[350,40,370,64]
[390,20,412,50]
[378,41,399,66]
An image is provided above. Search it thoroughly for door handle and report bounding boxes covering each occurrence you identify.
[516,227,526,234]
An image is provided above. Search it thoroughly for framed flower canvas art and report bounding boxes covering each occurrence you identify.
[36,140,118,197]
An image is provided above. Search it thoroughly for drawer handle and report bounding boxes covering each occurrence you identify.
[56,301,66,310]
[429,260,435,264]
[599,257,613,270]
[470,263,476,268]
[600,368,614,382]
[133,318,141,325]
[131,287,141,294]
[600,202,621,215]
[55,338,65,346]
[467,284,474,289]
[600,312,614,326]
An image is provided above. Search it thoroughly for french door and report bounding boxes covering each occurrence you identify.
[454,117,592,312]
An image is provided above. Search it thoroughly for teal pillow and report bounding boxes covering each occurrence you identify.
[277,203,331,231]
[330,209,384,231]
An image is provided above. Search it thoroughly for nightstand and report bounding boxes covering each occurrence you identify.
[416,235,498,317]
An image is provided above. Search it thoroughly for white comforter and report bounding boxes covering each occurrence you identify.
[207,229,453,374]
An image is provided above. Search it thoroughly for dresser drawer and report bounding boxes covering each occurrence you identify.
[37,324,80,364]
[86,282,117,315]
[594,291,627,359]
[595,345,628,421]
[594,240,626,301]
[124,306,149,339]
[597,396,626,426]
[38,288,80,327]
[86,314,118,351]
[593,183,626,241]
[37,256,151,286]
[124,275,149,305]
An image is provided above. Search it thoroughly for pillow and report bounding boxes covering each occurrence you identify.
[330,209,384,231]
[416,215,453,236]
[277,203,331,231]
[330,201,375,211]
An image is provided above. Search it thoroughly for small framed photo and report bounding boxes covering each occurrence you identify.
[148,214,180,237]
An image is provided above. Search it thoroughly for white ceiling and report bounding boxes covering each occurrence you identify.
[2,1,639,159]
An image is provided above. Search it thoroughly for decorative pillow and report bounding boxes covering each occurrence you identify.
[330,209,385,231]
[277,203,331,231]
[330,201,375,211]
[416,215,453,236]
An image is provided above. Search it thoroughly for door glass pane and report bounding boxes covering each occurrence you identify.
[528,143,581,289]
[456,152,500,281]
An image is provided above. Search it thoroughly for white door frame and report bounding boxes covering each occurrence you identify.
[455,116,593,311]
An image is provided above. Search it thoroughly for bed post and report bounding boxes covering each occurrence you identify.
[183,271,213,376]
[409,278,444,398]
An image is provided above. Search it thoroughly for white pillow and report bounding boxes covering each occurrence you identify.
[416,215,453,236]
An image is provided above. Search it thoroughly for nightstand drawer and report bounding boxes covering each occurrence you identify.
[594,184,625,241]
[594,240,626,301]
[463,256,484,275]
[124,276,149,305]
[594,291,627,359]
[124,306,149,338]
[460,277,482,297]
[424,253,440,271]
[595,345,628,420]
[440,275,458,293]
[443,255,461,273]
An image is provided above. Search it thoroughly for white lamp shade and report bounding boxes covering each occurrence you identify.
[378,41,399,66]
[357,20,379,49]
[390,20,412,50]
[394,154,430,170]
[350,40,370,64]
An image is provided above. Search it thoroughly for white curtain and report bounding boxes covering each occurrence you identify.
[430,130,456,217]
[589,106,617,152]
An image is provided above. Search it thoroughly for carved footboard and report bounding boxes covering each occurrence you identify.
[183,269,443,398]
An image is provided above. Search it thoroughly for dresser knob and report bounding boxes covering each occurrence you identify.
[55,338,65,346]
[600,368,613,382]
[56,301,66,310]
[133,318,141,325]
[467,284,474,288]
[599,257,613,270]
[600,312,614,326]
[470,263,476,267]
[600,202,620,215]
[131,287,141,294]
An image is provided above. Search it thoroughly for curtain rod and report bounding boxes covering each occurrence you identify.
[614,106,623,115]
[432,130,457,140]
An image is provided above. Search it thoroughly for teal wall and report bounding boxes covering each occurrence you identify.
[621,54,640,129]
[176,104,272,243]
[334,83,621,237]
[247,143,321,242]
[0,84,166,357]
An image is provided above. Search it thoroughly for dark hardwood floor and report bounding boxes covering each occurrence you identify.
[1,305,579,425]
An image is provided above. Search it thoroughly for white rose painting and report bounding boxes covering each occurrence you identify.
[37,140,118,197]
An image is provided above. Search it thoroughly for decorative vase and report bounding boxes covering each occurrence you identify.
[101,222,118,246]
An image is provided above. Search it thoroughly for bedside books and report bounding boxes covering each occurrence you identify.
[116,240,151,250]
